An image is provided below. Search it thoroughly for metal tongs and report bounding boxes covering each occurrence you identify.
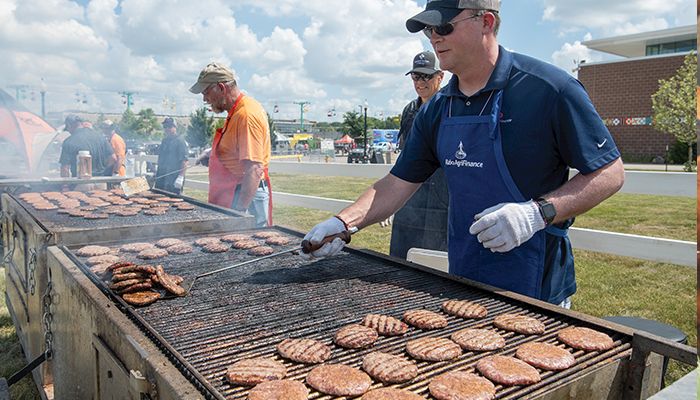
[172,231,352,297]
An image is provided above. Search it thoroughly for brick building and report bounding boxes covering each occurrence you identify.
[578,25,696,161]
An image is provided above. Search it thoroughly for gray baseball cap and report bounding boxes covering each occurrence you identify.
[406,51,439,75]
[189,62,237,94]
[406,0,500,33]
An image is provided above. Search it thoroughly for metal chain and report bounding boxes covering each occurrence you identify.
[42,267,54,360]
[28,248,37,295]
[2,226,16,265]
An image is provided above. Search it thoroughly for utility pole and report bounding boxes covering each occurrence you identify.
[120,91,135,111]
[40,79,47,119]
[293,101,311,132]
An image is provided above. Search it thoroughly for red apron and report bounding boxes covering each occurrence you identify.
[207,94,273,226]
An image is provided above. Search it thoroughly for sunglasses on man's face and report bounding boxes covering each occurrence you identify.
[411,72,437,82]
[422,13,483,38]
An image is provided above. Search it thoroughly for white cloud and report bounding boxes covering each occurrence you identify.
[551,38,601,76]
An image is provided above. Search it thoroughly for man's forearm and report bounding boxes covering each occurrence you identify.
[235,162,264,210]
[337,173,420,230]
[543,158,624,224]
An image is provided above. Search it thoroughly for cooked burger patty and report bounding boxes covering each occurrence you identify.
[252,231,280,239]
[362,314,408,336]
[220,233,252,243]
[151,274,183,285]
[120,242,156,253]
[143,207,168,215]
[194,237,221,247]
[403,309,448,329]
[155,238,184,248]
[225,357,287,386]
[265,236,291,245]
[76,245,112,257]
[557,327,614,351]
[231,239,262,250]
[334,324,378,349]
[451,328,506,351]
[361,351,418,383]
[137,248,169,260]
[247,379,309,400]
[201,242,230,253]
[428,371,496,400]
[112,264,156,275]
[276,338,331,364]
[405,337,462,361]
[165,243,194,254]
[306,364,372,397]
[441,299,488,319]
[476,355,541,386]
[116,281,153,294]
[86,254,121,266]
[515,342,576,371]
[111,272,151,282]
[248,246,275,256]
[360,388,424,400]
[494,314,546,335]
[110,278,150,291]
[122,291,160,306]
[155,265,186,296]
[175,203,195,211]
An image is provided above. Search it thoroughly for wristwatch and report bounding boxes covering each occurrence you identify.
[535,198,556,226]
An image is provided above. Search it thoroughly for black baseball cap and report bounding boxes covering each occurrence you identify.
[162,117,177,128]
[406,51,439,75]
[406,0,500,33]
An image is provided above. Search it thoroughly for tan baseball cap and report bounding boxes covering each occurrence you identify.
[189,62,236,94]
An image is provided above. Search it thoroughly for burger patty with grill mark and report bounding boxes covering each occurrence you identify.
[403,309,448,329]
[165,243,194,254]
[137,248,169,260]
[120,242,156,253]
[110,278,151,291]
[194,237,221,247]
[476,355,541,386]
[428,371,496,400]
[111,271,150,282]
[557,327,614,351]
[451,328,506,351]
[220,233,251,243]
[334,324,378,349]
[155,238,184,248]
[201,242,230,253]
[116,281,153,294]
[405,337,462,361]
[155,265,186,296]
[252,231,279,239]
[276,338,331,364]
[515,342,576,371]
[306,364,372,397]
[441,299,488,319]
[494,314,545,335]
[225,357,287,386]
[122,291,160,306]
[231,239,262,250]
[248,246,274,256]
[361,351,418,383]
[362,314,408,336]
[247,379,309,400]
[265,236,291,245]
[111,264,156,275]
[360,388,425,400]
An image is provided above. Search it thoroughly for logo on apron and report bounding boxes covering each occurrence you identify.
[444,141,484,169]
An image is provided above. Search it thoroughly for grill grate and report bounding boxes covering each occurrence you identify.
[67,228,632,399]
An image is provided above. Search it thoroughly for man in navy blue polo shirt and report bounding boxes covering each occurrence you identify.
[303,0,624,307]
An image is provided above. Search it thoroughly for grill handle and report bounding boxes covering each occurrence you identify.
[301,231,352,253]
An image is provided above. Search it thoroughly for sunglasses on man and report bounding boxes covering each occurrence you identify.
[422,12,485,38]
[411,72,438,82]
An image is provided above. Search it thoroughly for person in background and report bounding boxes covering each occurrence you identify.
[100,119,126,176]
[59,114,116,177]
[302,0,625,308]
[387,50,448,260]
[154,117,188,194]
[189,62,272,227]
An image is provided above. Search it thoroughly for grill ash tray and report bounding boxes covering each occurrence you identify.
[65,228,632,400]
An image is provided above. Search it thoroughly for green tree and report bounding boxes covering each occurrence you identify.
[341,111,364,140]
[117,108,160,140]
[651,52,697,171]
[118,108,139,139]
[186,107,216,148]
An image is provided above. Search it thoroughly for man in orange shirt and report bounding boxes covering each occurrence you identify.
[189,62,272,227]
[100,120,126,176]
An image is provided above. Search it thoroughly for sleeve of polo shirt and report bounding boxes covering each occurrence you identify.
[390,106,440,183]
[554,79,620,174]
[235,109,268,164]
[59,141,72,166]
[177,138,188,162]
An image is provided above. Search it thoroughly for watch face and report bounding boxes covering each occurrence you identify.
[537,199,556,223]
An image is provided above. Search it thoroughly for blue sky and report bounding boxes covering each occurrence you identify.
[0,0,695,124]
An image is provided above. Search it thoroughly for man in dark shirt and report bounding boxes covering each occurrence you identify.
[59,114,115,177]
[154,117,188,194]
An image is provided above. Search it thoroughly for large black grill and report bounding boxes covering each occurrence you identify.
[65,227,633,399]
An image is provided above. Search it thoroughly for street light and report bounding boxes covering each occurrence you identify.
[39,78,47,120]
[363,99,368,162]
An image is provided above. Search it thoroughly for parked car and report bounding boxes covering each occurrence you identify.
[372,141,395,153]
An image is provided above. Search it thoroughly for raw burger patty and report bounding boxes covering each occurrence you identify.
[403,309,448,329]
[405,337,462,361]
[515,342,576,370]
[276,338,331,364]
[361,388,424,400]
[334,324,378,349]
[253,231,280,239]
[429,371,496,400]
[306,364,372,397]
[194,237,221,247]
[441,299,488,319]
[494,314,546,335]
[476,355,541,386]
[201,242,230,253]
[220,233,251,243]
[76,245,111,257]
[137,248,169,260]
[225,357,287,386]
[451,328,505,351]
[362,314,408,336]
[247,379,309,400]
[155,238,184,248]
[361,351,418,383]
[557,327,614,351]
[120,242,156,253]
[248,246,274,256]
[122,291,160,306]
[86,254,121,266]
[166,243,194,254]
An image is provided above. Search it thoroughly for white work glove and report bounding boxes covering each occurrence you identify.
[379,214,394,228]
[173,175,184,189]
[468,200,545,253]
[302,217,347,259]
